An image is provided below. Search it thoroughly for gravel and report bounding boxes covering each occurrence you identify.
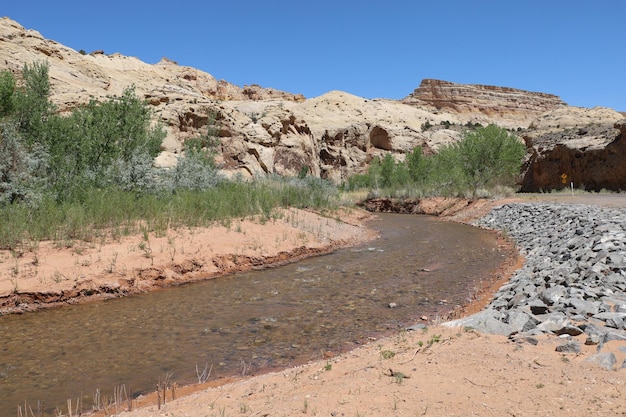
[443,202,626,368]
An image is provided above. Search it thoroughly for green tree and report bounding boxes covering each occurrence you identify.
[0,70,16,118]
[379,153,396,188]
[13,61,55,146]
[406,146,427,184]
[446,124,526,190]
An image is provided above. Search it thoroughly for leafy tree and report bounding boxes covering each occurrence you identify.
[406,146,427,184]
[379,153,396,188]
[70,86,163,168]
[40,86,166,199]
[0,70,16,118]
[451,124,526,190]
[13,61,55,146]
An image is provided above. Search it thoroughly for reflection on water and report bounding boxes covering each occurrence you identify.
[0,214,506,416]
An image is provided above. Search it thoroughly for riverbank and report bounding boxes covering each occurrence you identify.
[0,207,378,315]
[113,194,626,417]
[7,195,626,416]
[0,198,512,316]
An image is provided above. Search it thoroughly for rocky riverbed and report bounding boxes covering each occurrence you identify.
[447,202,626,369]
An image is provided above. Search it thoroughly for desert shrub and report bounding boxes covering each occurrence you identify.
[166,123,222,191]
[167,152,223,191]
[284,175,338,208]
[0,122,48,206]
[104,150,163,193]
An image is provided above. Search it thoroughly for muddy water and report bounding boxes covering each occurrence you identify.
[0,214,507,416]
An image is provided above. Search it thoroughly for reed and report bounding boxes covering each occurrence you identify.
[0,176,339,252]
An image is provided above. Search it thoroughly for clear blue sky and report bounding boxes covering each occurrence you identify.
[3,1,625,110]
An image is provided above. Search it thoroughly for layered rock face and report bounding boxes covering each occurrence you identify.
[403,79,567,129]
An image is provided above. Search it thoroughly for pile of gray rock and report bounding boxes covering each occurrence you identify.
[444,202,626,369]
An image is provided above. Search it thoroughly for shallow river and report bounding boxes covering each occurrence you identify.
[0,213,507,416]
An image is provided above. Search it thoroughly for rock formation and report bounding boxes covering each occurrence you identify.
[2,16,626,189]
[521,119,626,192]
[402,79,567,129]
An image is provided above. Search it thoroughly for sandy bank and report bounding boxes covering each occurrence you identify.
[0,207,377,315]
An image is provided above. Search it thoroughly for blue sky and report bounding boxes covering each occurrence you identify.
[3,1,625,110]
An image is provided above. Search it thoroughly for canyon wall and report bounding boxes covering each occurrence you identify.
[2,17,625,190]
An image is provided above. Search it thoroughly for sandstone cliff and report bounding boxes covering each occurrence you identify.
[402,79,567,129]
[520,118,626,192]
[2,17,625,190]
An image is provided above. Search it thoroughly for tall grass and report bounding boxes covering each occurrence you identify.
[0,177,338,250]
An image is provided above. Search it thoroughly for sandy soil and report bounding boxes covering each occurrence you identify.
[116,325,626,417]
[4,195,626,417]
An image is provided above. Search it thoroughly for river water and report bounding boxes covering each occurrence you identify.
[0,213,507,416]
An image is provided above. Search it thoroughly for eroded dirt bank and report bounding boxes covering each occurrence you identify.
[0,198,513,316]
[0,207,377,315]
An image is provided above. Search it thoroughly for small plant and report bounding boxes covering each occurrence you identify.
[380,350,395,360]
[10,259,18,277]
[427,334,441,348]
[394,372,405,385]
[536,383,545,389]
[167,238,176,262]
[138,241,152,259]
[324,361,332,371]
[52,270,64,283]
[106,251,118,273]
